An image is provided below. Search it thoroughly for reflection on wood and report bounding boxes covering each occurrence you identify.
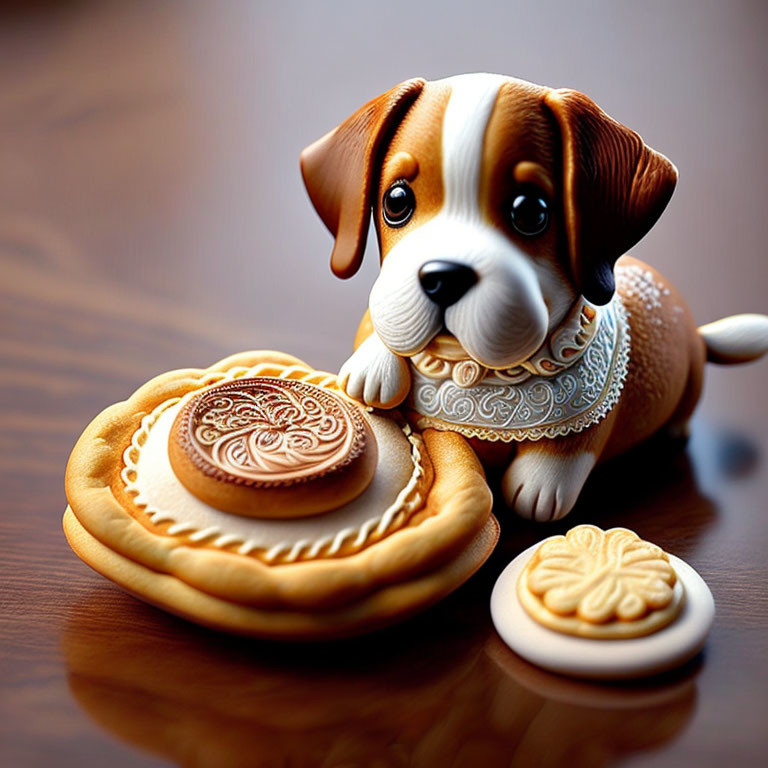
[1,1,767,766]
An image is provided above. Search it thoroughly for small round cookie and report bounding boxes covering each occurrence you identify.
[168,377,378,519]
[64,351,497,639]
[491,525,715,679]
[518,525,684,639]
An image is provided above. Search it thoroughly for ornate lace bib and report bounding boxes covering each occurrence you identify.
[407,296,630,441]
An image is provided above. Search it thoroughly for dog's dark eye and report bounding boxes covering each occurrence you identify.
[382,182,415,228]
[510,193,549,236]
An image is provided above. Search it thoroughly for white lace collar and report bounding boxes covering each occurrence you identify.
[406,296,630,442]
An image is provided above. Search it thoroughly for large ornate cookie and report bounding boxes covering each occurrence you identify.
[64,351,497,639]
[168,377,378,518]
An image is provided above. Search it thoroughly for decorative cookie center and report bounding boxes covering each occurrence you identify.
[176,378,366,486]
[517,525,683,639]
[527,525,676,623]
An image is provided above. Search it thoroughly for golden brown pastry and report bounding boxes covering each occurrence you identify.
[517,525,683,639]
[64,351,497,639]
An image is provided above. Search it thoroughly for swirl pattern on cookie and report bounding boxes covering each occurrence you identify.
[176,378,365,486]
[169,377,378,518]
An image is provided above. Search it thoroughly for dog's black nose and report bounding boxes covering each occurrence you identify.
[418,260,478,308]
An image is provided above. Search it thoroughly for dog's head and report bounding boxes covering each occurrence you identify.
[301,74,676,369]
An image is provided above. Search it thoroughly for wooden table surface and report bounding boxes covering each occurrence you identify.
[2,2,767,766]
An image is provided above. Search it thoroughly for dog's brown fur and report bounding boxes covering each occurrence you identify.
[302,75,762,520]
[351,255,704,467]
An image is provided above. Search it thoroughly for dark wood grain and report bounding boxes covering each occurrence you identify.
[1,2,767,766]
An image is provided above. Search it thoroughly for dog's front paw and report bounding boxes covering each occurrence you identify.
[338,334,411,408]
[502,451,595,522]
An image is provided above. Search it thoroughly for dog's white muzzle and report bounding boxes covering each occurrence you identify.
[369,216,550,369]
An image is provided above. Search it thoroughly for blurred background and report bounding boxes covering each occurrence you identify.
[1,0,766,399]
[1,2,767,766]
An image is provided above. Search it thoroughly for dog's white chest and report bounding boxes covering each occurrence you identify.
[407,296,630,442]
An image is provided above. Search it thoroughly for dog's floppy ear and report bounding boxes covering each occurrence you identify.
[544,89,677,305]
[301,78,425,279]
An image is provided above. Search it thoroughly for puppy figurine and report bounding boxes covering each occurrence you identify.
[301,74,768,522]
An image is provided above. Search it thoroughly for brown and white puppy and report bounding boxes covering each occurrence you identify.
[301,74,768,522]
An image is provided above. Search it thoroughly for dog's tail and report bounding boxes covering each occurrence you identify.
[698,314,768,364]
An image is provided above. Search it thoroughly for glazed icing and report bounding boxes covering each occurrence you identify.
[122,385,426,564]
[407,295,630,441]
[175,378,367,486]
